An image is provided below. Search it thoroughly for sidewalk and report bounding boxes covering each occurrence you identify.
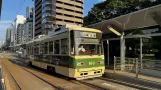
[104,69,161,89]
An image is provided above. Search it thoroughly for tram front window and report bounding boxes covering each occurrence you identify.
[75,44,103,55]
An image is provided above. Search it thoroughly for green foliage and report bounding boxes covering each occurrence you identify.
[84,0,161,26]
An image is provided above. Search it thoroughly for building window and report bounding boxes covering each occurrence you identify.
[54,40,60,54]
[49,41,53,54]
[61,38,68,54]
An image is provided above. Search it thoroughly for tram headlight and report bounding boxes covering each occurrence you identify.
[102,56,104,60]
[98,61,104,64]
[77,62,84,66]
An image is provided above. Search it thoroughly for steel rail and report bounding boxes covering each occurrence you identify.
[77,80,108,90]
[1,56,21,90]
[3,54,65,90]
[21,67,65,90]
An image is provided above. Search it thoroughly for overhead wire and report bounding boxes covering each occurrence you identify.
[10,0,26,25]
[16,0,26,16]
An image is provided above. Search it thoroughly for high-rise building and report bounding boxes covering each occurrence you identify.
[10,23,14,46]
[6,28,11,46]
[26,7,34,19]
[25,6,34,42]
[0,41,5,48]
[23,19,33,43]
[17,24,25,44]
[34,0,84,37]
[13,15,26,45]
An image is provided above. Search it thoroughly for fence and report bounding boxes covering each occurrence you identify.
[114,56,140,78]
[114,56,161,78]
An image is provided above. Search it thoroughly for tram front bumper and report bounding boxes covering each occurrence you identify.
[70,66,105,80]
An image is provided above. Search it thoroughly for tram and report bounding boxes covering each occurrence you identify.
[26,25,105,80]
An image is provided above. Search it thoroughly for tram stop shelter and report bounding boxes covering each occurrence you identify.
[87,4,161,70]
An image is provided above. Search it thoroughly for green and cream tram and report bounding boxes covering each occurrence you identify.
[26,25,105,80]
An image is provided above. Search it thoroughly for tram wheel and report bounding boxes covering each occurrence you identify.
[28,61,32,66]
[47,66,55,74]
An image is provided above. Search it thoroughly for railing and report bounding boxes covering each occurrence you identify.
[114,56,161,78]
[114,56,140,78]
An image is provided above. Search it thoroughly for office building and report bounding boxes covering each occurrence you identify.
[17,24,25,44]
[34,0,84,37]
[13,15,26,45]
[26,7,34,19]
[23,19,33,43]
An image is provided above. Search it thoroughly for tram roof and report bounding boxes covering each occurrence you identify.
[87,4,161,34]
[26,26,102,44]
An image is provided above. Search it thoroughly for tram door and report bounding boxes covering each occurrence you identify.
[103,40,120,66]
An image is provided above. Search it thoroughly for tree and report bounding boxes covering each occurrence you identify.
[84,0,161,26]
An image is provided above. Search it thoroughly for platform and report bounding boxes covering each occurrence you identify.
[104,69,161,89]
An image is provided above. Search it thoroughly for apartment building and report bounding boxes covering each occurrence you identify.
[6,28,11,46]
[34,0,84,37]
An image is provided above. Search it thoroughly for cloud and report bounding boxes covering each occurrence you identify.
[0,20,12,24]
[0,20,12,41]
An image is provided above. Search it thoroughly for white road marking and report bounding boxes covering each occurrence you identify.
[102,82,116,88]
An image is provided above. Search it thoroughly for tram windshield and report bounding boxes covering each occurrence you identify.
[70,30,103,55]
[76,44,103,55]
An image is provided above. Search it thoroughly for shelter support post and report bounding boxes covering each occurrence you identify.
[107,40,110,65]
[153,12,161,27]
[140,37,143,68]
[120,32,125,71]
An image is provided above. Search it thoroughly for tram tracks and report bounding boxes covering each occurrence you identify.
[3,53,98,90]
[1,54,55,90]
[71,80,108,90]
[7,57,106,90]
[0,55,21,90]
[21,65,99,90]
[2,52,142,90]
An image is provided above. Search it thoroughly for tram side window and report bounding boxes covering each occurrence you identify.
[31,46,33,54]
[54,40,60,54]
[97,45,103,55]
[27,46,30,54]
[34,44,39,54]
[29,46,32,54]
[44,42,48,54]
[36,44,39,54]
[49,41,53,54]
[70,31,75,55]
[61,38,68,54]
[40,44,44,54]
[34,45,36,54]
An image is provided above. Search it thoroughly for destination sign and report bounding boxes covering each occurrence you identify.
[80,32,96,38]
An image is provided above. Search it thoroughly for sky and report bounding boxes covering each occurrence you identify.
[0,0,103,41]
